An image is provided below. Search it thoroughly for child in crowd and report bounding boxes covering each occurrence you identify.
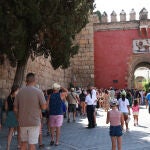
[106,99,124,150]
[132,99,139,126]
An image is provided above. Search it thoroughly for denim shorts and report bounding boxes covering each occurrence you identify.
[109,125,122,137]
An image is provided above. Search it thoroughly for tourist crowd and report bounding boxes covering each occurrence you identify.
[0,72,150,150]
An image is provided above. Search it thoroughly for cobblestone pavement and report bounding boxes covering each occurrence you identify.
[0,106,150,150]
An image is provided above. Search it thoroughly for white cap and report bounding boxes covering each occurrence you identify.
[52,83,61,90]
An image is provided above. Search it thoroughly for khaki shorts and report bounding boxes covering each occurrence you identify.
[132,112,139,116]
[20,126,40,144]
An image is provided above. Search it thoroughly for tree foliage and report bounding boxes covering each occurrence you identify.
[94,10,101,22]
[0,0,95,69]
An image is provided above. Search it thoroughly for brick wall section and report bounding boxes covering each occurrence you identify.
[0,14,100,98]
[70,14,99,88]
[0,56,16,99]
[0,56,71,99]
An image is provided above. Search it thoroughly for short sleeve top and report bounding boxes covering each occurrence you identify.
[118,98,129,113]
[85,94,94,105]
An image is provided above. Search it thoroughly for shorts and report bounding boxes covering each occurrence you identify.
[68,104,76,112]
[109,125,122,137]
[122,112,128,115]
[132,112,139,115]
[49,115,63,127]
[20,126,40,144]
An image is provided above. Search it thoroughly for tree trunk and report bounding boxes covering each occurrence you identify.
[12,56,29,87]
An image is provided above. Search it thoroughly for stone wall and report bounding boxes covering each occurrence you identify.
[70,14,99,88]
[1,8,150,96]
[0,14,100,99]
[0,56,71,99]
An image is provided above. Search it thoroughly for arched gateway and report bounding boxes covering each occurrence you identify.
[128,55,150,88]
[94,8,150,89]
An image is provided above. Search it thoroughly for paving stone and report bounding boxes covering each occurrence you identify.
[0,106,150,150]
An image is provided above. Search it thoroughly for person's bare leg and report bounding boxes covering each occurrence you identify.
[133,115,136,126]
[7,128,14,150]
[136,115,138,125]
[111,136,116,150]
[20,141,28,150]
[73,112,76,121]
[83,102,86,115]
[56,127,61,145]
[29,144,36,150]
[50,127,55,142]
[124,115,128,130]
[117,136,122,150]
[39,134,42,145]
[17,127,21,148]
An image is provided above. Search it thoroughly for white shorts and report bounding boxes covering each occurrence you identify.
[20,126,40,144]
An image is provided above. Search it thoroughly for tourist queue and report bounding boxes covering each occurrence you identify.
[1,72,150,150]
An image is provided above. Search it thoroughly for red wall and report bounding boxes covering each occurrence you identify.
[94,29,150,89]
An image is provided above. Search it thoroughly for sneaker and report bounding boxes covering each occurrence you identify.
[67,119,70,123]
[73,119,76,122]
[55,143,59,146]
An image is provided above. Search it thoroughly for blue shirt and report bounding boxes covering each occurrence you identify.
[49,93,63,115]
[146,93,150,105]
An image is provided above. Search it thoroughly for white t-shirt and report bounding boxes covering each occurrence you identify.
[92,89,97,105]
[85,94,94,105]
[118,98,129,113]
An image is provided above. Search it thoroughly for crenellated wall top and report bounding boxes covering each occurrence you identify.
[100,8,149,23]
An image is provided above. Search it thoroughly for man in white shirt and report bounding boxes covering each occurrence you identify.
[87,85,97,126]
[85,89,95,128]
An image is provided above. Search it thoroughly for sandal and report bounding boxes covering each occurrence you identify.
[55,143,59,146]
[39,144,45,149]
[50,141,54,146]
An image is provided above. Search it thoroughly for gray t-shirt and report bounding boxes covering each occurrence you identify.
[14,86,46,127]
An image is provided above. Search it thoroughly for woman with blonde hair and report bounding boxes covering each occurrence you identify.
[103,89,110,112]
